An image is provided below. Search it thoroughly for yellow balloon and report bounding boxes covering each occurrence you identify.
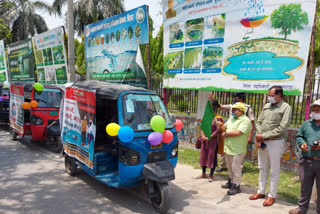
[106,123,120,136]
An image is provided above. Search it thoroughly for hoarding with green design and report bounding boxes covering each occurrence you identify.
[32,27,68,84]
[0,40,8,82]
[7,39,35,82]
[163,0,317,95]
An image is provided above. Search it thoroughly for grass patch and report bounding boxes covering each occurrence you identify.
[178,146,300,204]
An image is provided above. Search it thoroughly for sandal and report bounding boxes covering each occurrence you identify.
[196,174,206,179]
[208,176,214,182]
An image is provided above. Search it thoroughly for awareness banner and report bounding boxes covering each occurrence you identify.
[32,27,69,84]
[163,0,317,95]
[9,84,24,135]
[62,87,96,169]
[84,5,149,88]
[0,40,8,82]
[7,39,35,82]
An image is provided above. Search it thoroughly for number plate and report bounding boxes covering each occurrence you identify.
[151,143,162,149]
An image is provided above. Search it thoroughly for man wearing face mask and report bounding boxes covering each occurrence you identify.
[249,85,291,206]
[216,102,252,195]
[209,92,255,172]
[289,100,320,214]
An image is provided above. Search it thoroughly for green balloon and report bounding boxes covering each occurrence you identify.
[150,115,165,133]
[34,83,44,92]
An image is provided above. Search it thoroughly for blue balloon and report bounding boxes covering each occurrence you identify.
[118,126,134,143]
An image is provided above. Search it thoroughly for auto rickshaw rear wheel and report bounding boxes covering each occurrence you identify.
[65,155,77,176]
[149,181,170,214]
[47,137,63,153]
[10,127,17,141]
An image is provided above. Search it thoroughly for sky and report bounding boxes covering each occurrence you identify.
[38,0,163,38]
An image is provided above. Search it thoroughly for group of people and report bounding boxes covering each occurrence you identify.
[197,85,320,214]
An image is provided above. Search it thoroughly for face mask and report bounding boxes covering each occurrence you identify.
[268,96,276,104]
[311,112,320,120]
[12,110,16,115]
[232,99,238,104]
[232,112,238,118]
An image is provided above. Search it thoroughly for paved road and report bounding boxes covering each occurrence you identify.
[0,125,316,214]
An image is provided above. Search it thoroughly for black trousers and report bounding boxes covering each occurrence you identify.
[298,157,320,214]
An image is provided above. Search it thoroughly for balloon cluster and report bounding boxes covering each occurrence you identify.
[105,116,183,145]
[106,123,134,143]
[21,100,38,109]
[148,116,183,146]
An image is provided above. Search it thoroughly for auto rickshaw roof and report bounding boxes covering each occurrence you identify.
[71,80,153,100]
[11,82,65,92]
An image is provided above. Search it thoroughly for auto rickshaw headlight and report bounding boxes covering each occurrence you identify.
[171,144,178,158]
[31,115,43,125]
[119,146,140,166]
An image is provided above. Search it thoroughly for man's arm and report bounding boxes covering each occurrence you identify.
[261,104,292,139]
[296,122,306,147]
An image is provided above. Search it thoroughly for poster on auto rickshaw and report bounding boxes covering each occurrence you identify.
[32,27,69,84]
[163,0,317,95]
[84,5,149,88]
[9,84,24,135]
[0,40,8,82]
[7,39,35,82]
[61,87,96,169]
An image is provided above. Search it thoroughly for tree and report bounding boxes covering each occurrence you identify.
[271,4,308,39]
[9,0,54,42]
[52,0,124,36]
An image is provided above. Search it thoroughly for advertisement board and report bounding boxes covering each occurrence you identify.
[32,27,69,84]
[7,39,35,82]
[85,5,149,88]
[163,0,317,95]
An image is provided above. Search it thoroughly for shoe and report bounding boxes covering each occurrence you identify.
[249,193,265,200]
[288,208,306,214]
[196,173,206,179]
[227,183,241,195]
[263,197,275,206]
[216,167,228,172]
[221,178,232,189]
[208,175,214,182]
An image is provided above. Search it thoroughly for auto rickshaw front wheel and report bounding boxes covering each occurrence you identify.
[10,127,18,141]
[148,181,170,214]
[47,136,63,153]
[65,155,77,176]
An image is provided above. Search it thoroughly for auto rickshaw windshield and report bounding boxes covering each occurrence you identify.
[34,88,62,108]
[122,94,174,131]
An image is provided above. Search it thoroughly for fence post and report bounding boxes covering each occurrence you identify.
[304,0,318,120]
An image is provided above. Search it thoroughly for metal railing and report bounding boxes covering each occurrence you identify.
[151,68,320,127]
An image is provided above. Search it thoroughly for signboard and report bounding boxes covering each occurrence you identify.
[0,40,8,82]
[9,84,24,135]
[32,27,69,84]
[7,39,35,82]
[62,87,96,169]
[163,0,317,95]
[84,5,149,88]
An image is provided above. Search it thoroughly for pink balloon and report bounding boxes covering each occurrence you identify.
[162,130,173,143]
[175,119,183,131]
[148,132,163,145]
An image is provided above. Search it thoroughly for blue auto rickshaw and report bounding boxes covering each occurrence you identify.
[62,80,178,213]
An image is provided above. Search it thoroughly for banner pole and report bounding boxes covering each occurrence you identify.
[304,0,318,121]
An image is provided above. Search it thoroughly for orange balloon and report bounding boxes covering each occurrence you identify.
[22,102,31,110]
[30,100,38,108]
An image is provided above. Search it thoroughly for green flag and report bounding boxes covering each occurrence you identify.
[200,100,216,140]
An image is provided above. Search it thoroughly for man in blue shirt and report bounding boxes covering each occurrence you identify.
[289,100,320,214]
